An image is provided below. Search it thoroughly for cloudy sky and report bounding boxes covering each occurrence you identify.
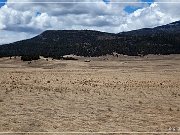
[0,0,180,44]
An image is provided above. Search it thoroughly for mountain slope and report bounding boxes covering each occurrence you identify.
[0,21,180,58]
[120,20,180,36]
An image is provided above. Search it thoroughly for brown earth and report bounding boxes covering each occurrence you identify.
[0,55,180,134]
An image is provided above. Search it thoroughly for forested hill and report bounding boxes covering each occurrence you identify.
[0,20,180,58]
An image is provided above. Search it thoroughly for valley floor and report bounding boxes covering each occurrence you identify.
[0,55,180,134]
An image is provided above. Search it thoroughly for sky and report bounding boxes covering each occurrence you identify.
[0,0,180,44]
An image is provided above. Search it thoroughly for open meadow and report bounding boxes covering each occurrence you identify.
[0,55,180,134]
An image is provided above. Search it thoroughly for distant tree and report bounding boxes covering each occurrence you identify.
[21,55,40,61]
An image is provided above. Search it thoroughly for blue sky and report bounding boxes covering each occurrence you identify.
[0,0,6,7]
[124,0,154,13]
[124,6,141,13]
[104,0,154,13]
[141,0,154,3]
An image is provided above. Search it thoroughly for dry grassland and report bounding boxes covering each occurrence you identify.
[0,55,180,134]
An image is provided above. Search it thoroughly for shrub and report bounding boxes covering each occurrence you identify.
[21,55,40,61]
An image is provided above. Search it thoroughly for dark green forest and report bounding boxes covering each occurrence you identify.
[0,21,180,59]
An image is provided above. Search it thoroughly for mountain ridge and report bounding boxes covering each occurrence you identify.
[0,20,180,58]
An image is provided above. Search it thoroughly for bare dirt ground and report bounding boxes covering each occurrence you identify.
[0,55,180,134]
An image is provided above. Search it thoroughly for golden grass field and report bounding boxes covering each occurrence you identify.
[0,55,180,134]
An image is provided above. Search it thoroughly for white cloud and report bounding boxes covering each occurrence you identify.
[120,3,176,31]
[155,0,180,19]
[28,13,59,30]
[0,0,180,44]
[0,30,36,44]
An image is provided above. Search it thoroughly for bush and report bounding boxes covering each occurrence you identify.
[51,56,63,60]
[21,55,40,61]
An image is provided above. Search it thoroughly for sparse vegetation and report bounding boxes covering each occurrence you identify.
[139,101,142,104]
[0,55,180,132]
[169,107,173,111]
[47,81,50,83]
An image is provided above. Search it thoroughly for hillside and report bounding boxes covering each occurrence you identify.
[0,21,180,58]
